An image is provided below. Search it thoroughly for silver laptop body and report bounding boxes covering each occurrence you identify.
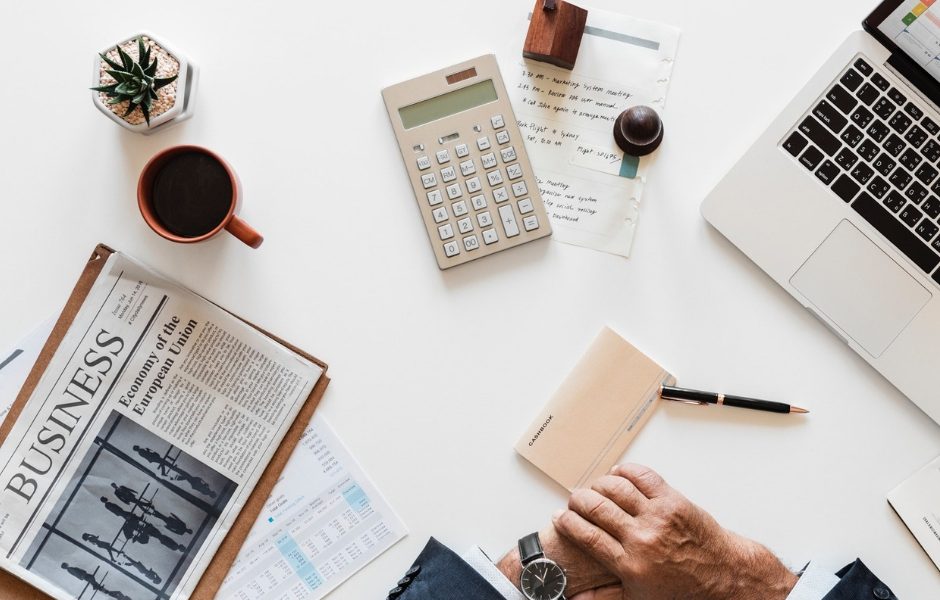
[702,6,940,424]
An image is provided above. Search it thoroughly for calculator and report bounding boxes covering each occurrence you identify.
[383,54,552,269]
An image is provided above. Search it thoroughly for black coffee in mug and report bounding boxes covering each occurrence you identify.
[150,151,233,238]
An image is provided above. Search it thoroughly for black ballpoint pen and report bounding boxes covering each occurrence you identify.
[660,385,809,414]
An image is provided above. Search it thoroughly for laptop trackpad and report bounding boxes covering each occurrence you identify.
[790,220,931,357]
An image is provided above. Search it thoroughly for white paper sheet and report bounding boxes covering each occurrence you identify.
[0,318,54,425]
[505,8,680,257]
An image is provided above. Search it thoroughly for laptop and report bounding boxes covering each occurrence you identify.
[702,0,940,424]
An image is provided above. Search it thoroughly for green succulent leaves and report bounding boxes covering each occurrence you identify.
[91,37,178,125]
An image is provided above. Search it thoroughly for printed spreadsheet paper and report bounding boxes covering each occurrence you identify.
[0,324,406,600]
[504,9,680,257]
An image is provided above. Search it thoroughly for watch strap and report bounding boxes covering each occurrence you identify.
[518,532,544,566]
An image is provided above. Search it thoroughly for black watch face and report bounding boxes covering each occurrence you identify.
[520,558,566,600]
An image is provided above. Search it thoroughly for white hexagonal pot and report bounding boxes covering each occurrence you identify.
[91,31,198,134]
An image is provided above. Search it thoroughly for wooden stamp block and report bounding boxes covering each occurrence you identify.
[523,0,588,70]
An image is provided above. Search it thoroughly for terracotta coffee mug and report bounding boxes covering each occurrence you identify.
[138,145,263,248]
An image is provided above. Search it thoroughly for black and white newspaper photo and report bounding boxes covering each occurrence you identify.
[0,252,324,600]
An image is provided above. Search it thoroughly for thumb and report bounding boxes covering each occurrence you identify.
[570,586,624,600]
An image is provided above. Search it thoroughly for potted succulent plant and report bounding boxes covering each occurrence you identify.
[91,33,197,134]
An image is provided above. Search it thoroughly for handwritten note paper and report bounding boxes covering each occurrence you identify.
[507,9,679,256]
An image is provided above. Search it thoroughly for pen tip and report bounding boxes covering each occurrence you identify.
[790,406,810,414]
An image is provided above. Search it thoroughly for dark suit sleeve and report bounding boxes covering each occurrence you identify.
[385,537,508,600]
[822,559,896,600]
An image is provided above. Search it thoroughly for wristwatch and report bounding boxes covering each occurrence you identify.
[517,532,567,600]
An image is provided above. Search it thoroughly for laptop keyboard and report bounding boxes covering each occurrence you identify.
[782,55,940,286]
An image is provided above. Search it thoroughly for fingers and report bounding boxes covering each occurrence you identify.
[610,463,669,498]
[570,586,625,600]
[553,508,625,573]
[591,475,648,515]
[568,488,634,537]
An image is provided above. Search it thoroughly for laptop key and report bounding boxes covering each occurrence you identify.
[900,204,924,227]
[923,139,940,163]
[867,176,890,198]
[923,116,940,136]
[916,220,939,242]
[850,163,875,185]
[872,97,896,120]
[923,196,940,219]
[915,163,939,186]
[799,116,841,156]
[904,103,924,120]
[854,58,873,76]
[867,120,889,142]
[816,160,840,185]
[857,138,879,161]
[934,237,940,254]
[873,153,897,176]
[871,72,890,91]
[840,69,864,92]
[851,106,874,129]
[856,83,880,105]
[900,148,923,170]
[905,125,928,148]
[800,145,824,170]
[889,112,913,134]
[906,181,929,204]
[852,192,940,274]
[783,131,808,157]
[888,87,907,106]
[832,174,860,203]
[889,168,912,190]
[814,100,848,133]
[882,134,906,157]
[840,124,864,147]
[835,147,858,169]
[884,190,907,213]
[827,84,858,114]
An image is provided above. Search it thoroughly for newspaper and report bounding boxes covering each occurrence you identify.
[0,251,324,600]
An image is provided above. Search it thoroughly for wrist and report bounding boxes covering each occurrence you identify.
[723,533,799,600]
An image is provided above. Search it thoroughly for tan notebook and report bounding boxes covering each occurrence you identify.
[515,327,673,491]
[0,244,330,600]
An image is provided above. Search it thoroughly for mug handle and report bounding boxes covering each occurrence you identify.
[225,216,264,248]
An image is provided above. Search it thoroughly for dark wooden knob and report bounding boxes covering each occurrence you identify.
[613,106,663,157]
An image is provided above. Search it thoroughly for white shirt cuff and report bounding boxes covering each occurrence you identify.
[462,546,527,600]
[786,562,840,600]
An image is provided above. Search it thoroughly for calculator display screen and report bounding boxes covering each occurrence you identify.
[399,80,498,129]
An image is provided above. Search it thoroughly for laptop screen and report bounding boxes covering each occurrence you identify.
[875,1,940,81]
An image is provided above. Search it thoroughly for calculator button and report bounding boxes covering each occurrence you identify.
[491,114,505,129]
[500,146,517,163]
[482,228,499,245]
[487,170,505,186]
[466,176,482,193]
[453,200,469,216]
[417,156,432,170]
[438,223,454,240]
[481,152,498,169]
[432,206,449,223]
[436,149,451,164]
[440,166,457,183]
[443,240,460,257]
[493,187,510,203]
[446,183,463,200]
[457,217,474,233]
[518,198,534,214]
[463,235,480,251]
[512,181,528,197]
[455,143,470,158]
[507,164,523,180]
[477,136,492,151]
[427,190,444,206]
[460,159,476,176]
[523,215,539,231]
[421,173,438,189]
[498,205,520,237]
[477,211,493,227]
[496,130,511,145]
[471,194,488,210]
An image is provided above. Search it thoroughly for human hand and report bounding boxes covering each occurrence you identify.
[497,524,618,596]
[554,464,798,600]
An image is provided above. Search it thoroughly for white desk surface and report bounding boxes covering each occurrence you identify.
[1,0,939,597]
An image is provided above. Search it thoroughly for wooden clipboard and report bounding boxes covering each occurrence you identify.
[0,244,331,599]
